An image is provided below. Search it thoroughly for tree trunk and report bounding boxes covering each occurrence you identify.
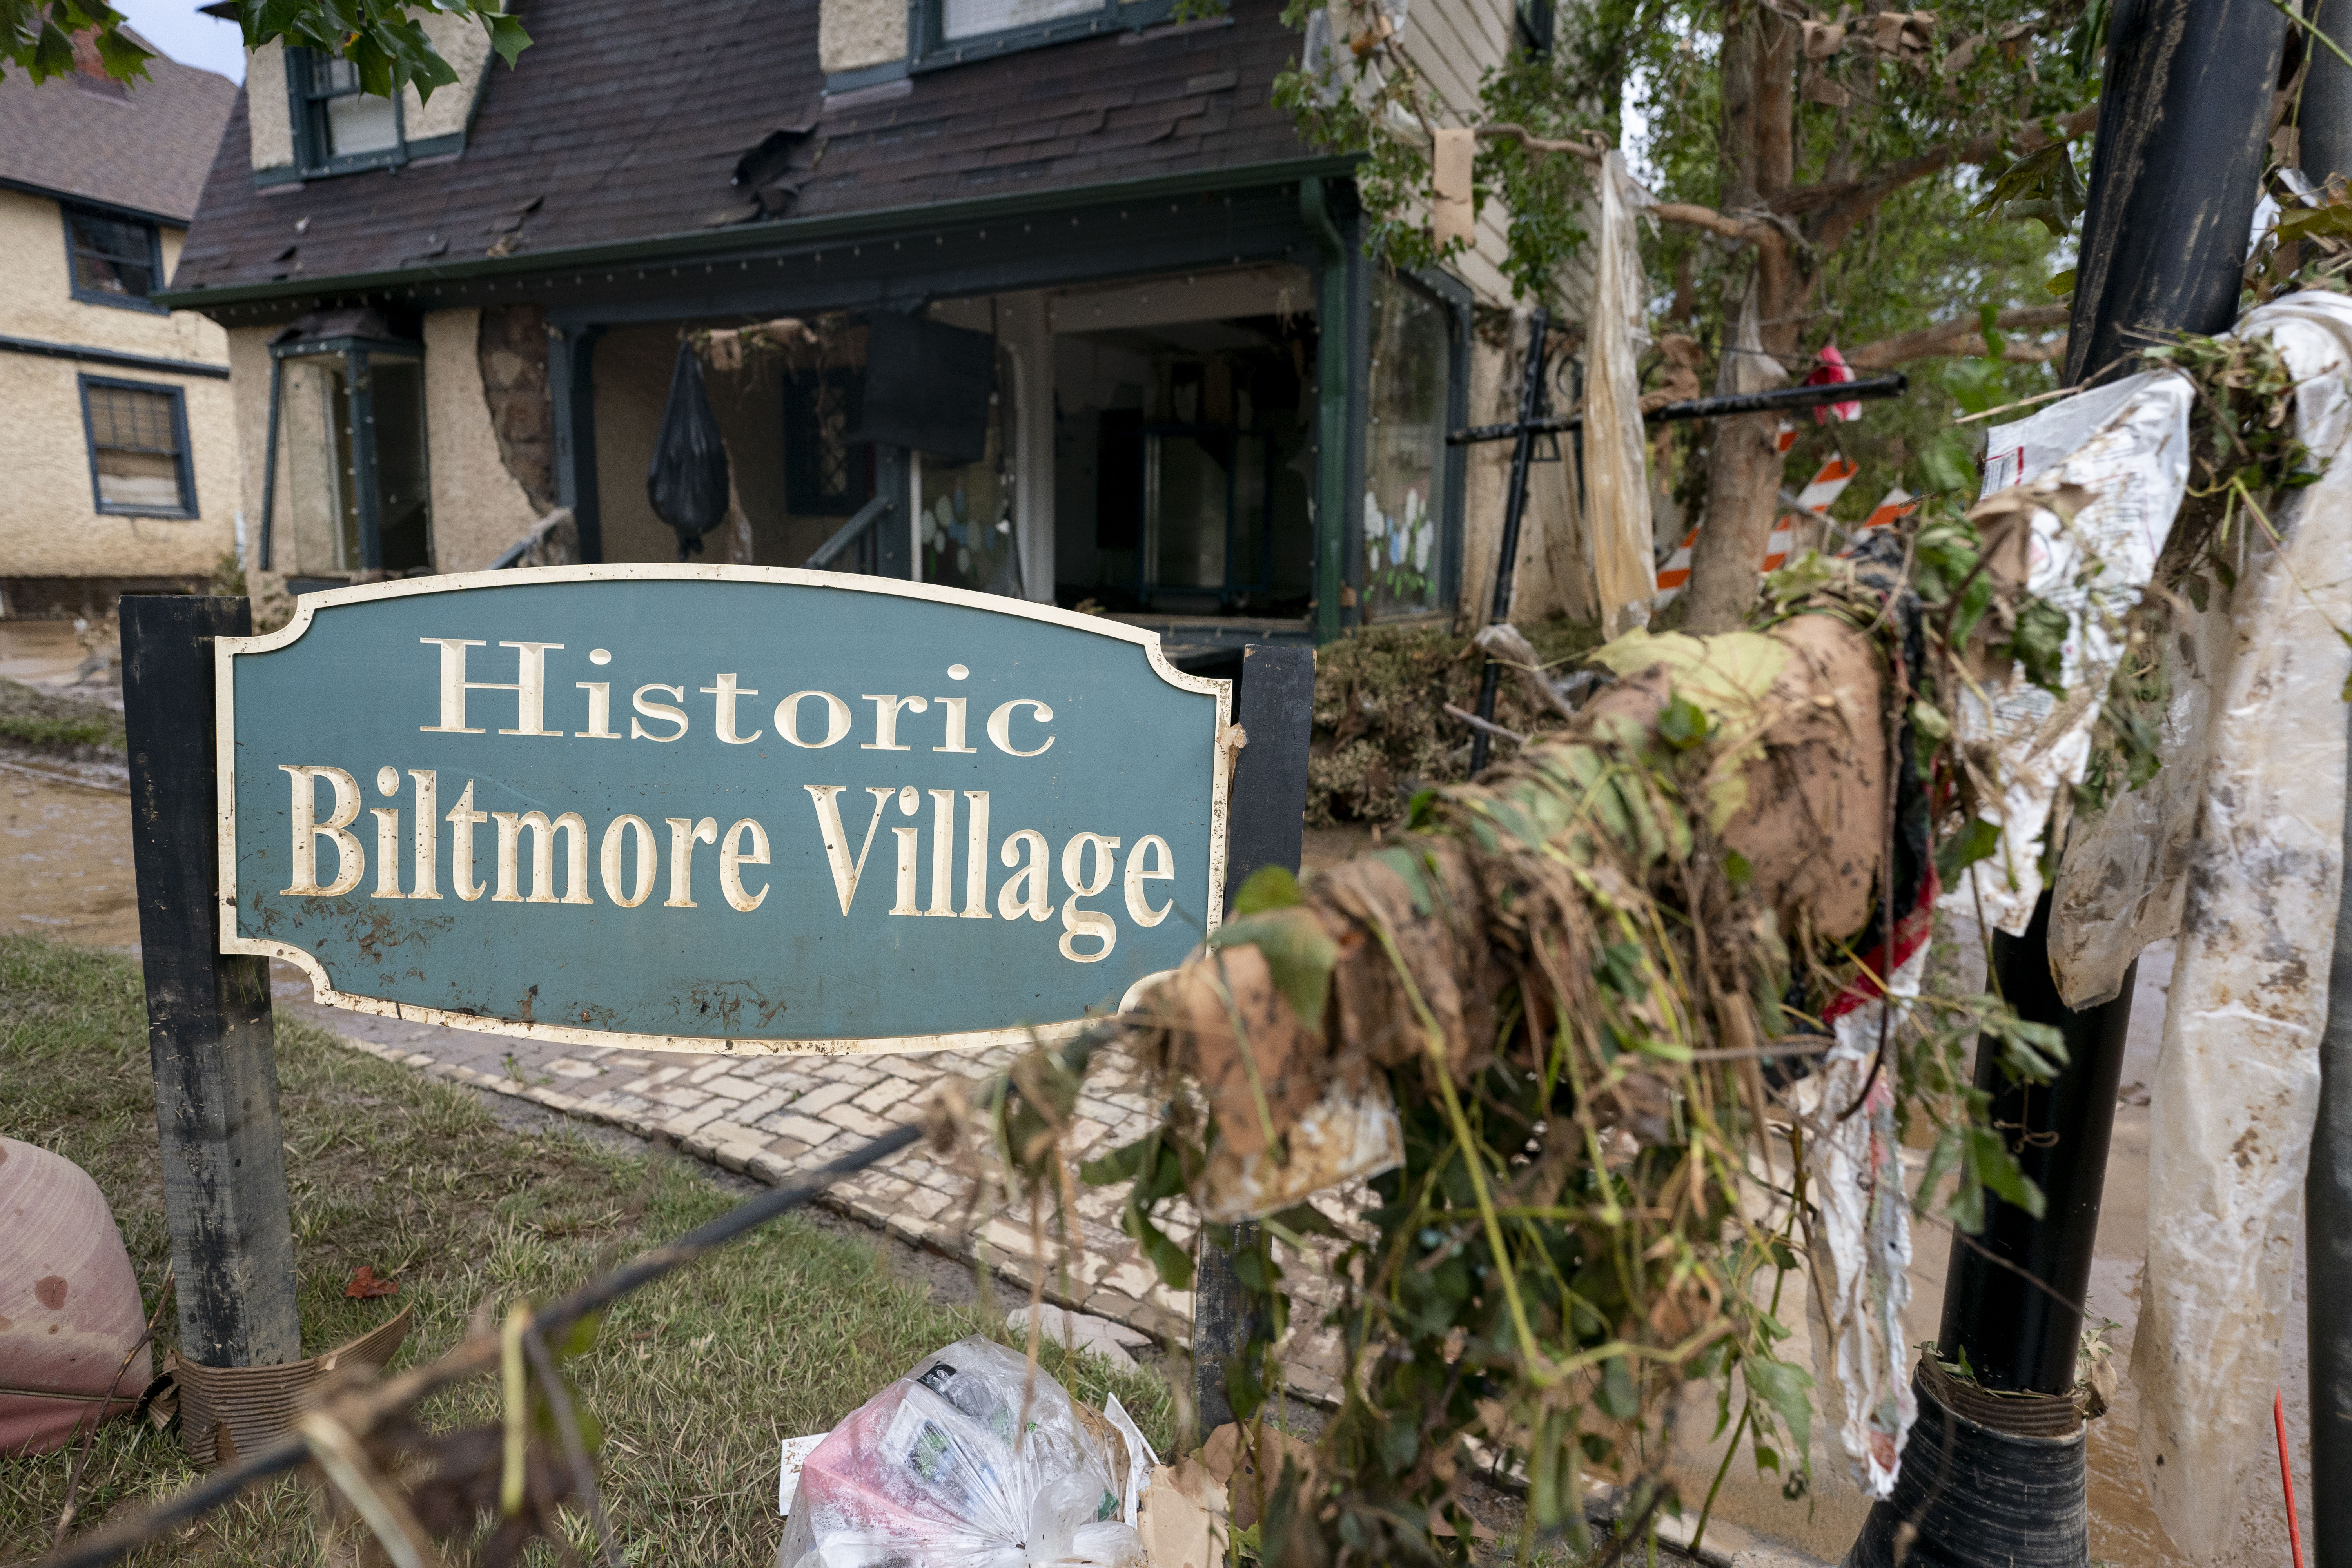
[1682,410,1786,631]
[1683,0,1801,633]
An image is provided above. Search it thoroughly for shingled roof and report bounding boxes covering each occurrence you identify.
[171,0,1311,294]
[0,31,236,224]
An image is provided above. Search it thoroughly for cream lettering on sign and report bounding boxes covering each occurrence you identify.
[890,785,922,916]
[777,690,852,749]
[1123,833,1174,926]
[1058,832,1121,962]
[445,780,489,902]
[924,789,959,916]
[281,764,364,896]
[862,694,930,751]
[492,811,590,904]
[370,765,403,898]
[407,769,441,899]
[998,828,1051,921]
[700,674,762,744]
[933,695,977,753]
[986,699,1054,757]
[664,816,718,907]
[575,682,619,739]
[960,790,992,918]
[418,639,563,736]
[631,684,689,741]
[600,814,657,907]
[805,785,895,916]
[719,818,771,911]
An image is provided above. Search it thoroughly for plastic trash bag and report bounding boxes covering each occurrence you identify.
[647,339,730,559]
[777,1337,1143,1568]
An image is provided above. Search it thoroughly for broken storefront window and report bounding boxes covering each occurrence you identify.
[1361,271,1451,621]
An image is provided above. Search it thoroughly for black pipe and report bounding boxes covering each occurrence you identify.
[1468,309,1549,774]
[2312,691,2352,1568]
[2064,0,2290,384]
[1445,372,1907,446]
[1936,896,2137,1394]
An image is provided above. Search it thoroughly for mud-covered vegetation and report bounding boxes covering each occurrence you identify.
[1307,614,1604,826]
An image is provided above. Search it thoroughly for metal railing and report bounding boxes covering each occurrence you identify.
[804,494,893,575]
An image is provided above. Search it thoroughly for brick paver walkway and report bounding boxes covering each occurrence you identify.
[276,963,1350,1405]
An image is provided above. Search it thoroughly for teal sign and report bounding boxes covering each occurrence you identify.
[217,569,1232,1053]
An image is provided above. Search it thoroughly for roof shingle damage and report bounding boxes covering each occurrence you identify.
[172,0,1308,292]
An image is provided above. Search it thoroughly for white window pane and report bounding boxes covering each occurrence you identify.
[327,93,400,156]
[941,0,1098,41]
[96,450,183,510]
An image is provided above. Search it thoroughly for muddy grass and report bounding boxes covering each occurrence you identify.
[1,937,1174,1565]
[0,680,123,760]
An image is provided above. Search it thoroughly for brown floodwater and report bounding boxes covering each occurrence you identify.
[2,762,139,949]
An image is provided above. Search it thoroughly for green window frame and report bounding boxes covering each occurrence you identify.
[284,46,407,176]
[907,0,1183,75]
[62,202,165,310]
[80,376,197,519]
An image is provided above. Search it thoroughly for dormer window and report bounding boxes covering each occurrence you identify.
[287,47,406,174]
[910,0,1182,72]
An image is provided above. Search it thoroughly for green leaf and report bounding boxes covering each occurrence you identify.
[1232,863,1303,915]
[1080,1135,1152,1187]
[1934,816,2001,886]
[1978,301,2006,364]
[485,9,533,69]
[1964,1125,2047,1220]
[2045,267,2077,297]
[1208,906,1338,1027]
[1265,1202,1345,1238]
[1742,1355,1815,1453]
[1908,698,1951,743]
[1971,143,2087,238]
[1122,1207,1194,1290]
[1656,693,1712,750]
[1596,1355,1639,1419]
[554,1311,601,1359]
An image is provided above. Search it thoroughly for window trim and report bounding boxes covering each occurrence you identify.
[1355,264,1470,625]
[907,0,1184,74]
[260,330,430,573]
[79,374,198,520]
[60,200,166,314]
[283,45,409,178]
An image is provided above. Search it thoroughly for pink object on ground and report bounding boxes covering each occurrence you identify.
[0,1136,152,1455]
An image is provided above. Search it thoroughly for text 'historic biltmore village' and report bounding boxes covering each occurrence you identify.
[271,638,1189,964]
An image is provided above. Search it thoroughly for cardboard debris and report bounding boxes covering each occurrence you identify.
[1135,1458,1227,1568]
[1200,1422,1319,1532]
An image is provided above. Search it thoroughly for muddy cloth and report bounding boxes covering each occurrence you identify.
[2049,290,2352,1563]
[647,341,731,560]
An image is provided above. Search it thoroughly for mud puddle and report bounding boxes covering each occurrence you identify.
[2,760,138,949]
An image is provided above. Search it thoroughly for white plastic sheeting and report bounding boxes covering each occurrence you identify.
[1789,945,1926,1500]
[2047,292,2352,1563]
[1583,152,1657,637]
[1940,371,2194,937]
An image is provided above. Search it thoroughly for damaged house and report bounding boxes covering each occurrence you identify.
[163,0,1579,661]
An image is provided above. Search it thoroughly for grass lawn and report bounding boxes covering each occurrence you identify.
[0,936,1173,1565]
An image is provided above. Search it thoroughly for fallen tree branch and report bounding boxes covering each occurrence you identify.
[1844,305,2071,368]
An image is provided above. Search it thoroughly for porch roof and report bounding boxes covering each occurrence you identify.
[167,0,1315,304]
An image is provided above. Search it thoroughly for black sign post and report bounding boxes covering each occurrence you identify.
[1193,643,1314,1436]
[121,597,302,1371]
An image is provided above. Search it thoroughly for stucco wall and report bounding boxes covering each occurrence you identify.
[400,10,494,143]
[820,0,906,74]
[247,42,293,171]
[423,308,542,572]
[0,189,237,583]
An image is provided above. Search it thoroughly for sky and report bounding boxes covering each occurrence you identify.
[115,0,246,83]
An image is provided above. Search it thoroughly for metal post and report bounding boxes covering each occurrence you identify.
[120,597,301,1369]
[1936,896,2137,1393]
[2312,693,2352,1568]
[1193,643,1315,1436]
[2064,0,2289,385]
[550,323,605,563]
[1853,5,2288,1561]
[1469,309,1549,774]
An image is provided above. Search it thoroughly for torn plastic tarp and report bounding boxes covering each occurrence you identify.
[1789,943,1926,1499]
[2047,290,2352,1562]
[1583,151,1659,637]
[1939,368,2194,936]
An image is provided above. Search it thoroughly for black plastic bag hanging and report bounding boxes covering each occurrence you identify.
[646,340,730,559]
